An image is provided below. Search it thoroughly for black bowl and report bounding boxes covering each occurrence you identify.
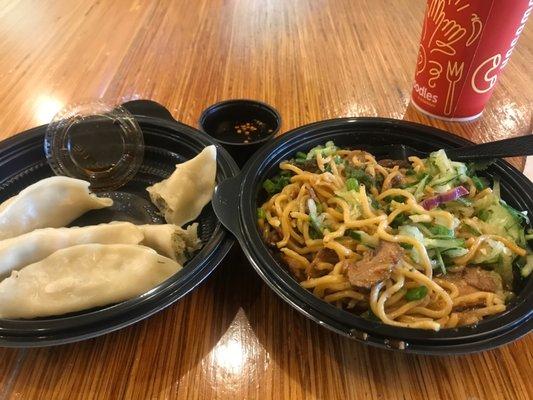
[199,99,281,167]
[0,101,239,347]
[213,117,533,354]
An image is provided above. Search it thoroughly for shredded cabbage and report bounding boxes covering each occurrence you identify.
[425,150,469,193]
[474,191,527,245]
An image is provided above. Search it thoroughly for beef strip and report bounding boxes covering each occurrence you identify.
[294,159,320,172]
[443,266,502,296]
[282,254,305,281]
[344,241,404,288]
[463,267,502,293]
[377,159,411,169]
[310,248,338,268]
[389,173,405,188]
[267,229,282,247]
[440,267,503,310]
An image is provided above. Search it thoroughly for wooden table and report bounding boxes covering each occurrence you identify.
[0,1,531,399]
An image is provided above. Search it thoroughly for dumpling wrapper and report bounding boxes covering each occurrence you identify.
[0,244,182,319]
[0,222,144,278]
[0,176,112,240]
[146,145,216,226]
[139,223,202,265]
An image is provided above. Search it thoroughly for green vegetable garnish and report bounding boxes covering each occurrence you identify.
[428,224,454,238]
[346,177,359,191]
[414,174,430,199]
[257,207,266,219]
[500,201,530,224]
[262,172,291,194]
[345,166,375,188]
[454,197,473,206]
[424,237,465,250]
[405,286,428,301]
[471,175,487,191]
[262,179,276,194]
[296,151,307,159]
[347,230,362,241]
[435,249,446,275]
[477,209,491,221]
[390,212,408,228]
[467,159,496,173]
[462,223,481,236]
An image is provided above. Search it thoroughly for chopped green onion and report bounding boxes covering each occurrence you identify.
[257,207,266,219]
[345,166,375,187]
[400,243,413,250]
[262,179,276,194]
[405,286,428,301]
[346,177,359,191]
[296,151,307,159]
[262,172,291,195]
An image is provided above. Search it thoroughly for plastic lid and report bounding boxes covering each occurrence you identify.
[44,101,144,191]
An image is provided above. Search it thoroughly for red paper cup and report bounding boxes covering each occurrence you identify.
[412,0,533,121]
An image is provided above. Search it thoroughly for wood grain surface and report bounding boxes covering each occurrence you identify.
[0,0,532,399]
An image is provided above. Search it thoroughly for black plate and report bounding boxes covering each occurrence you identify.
[213,117,533,354]
[0,100,239,347]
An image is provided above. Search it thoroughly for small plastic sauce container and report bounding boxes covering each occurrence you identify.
[199,99,281,167]
[44,101,144,191]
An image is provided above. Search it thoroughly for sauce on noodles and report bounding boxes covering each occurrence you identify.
[258,142,532,330]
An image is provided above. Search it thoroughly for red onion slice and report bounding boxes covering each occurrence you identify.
[420,186,469,210]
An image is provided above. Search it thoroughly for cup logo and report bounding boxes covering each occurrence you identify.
[471,54,502,94]
[413,0,530,119]
[466,14,483,46]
